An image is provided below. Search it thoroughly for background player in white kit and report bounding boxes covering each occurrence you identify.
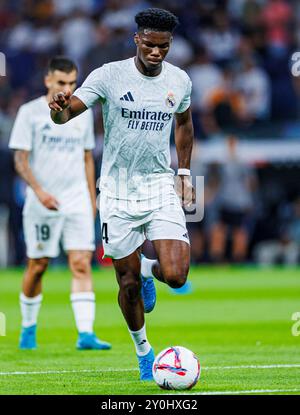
[9,56,111,351]
[49,9,195,380]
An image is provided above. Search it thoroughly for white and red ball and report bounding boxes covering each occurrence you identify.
[152,346,201,390]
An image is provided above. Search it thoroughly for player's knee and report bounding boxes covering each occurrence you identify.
[163,267,188,289]
[167,276,187,289]
[119,274,141,304]
[30,258,48,277]
[70,255,90,278]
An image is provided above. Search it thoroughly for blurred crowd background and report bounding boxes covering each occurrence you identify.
[1,0,300,266]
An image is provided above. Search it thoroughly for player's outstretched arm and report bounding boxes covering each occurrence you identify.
[174,107,196,207]
[49,92,87,124]
[14,150,59,210]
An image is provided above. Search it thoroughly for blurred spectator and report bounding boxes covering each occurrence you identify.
[199,9,240,65]
[231,0,263,30]
[288,197,300,247]
[101,0,150,31]
[235,53,271,121]
[205,64,248,129]
[188,141,206,263]
[0,0,15,33]
[254,194,300,265]
[260,0,293,53]
[244,0,264,28]
[52,0,96,16]
[187,46,223,112]
[30,19,59,53]
[0,75,13,141]
[6,17,34,51]
[209,136,257,263]
[0,110,13,148]
[60,9,97,62]
[0,148,25,265]
[82,24,133,74]
[190,160,222,264]
[165,35,193,67]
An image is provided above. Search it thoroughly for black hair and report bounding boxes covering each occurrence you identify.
[135,8,179,33]
[47,56,78,74]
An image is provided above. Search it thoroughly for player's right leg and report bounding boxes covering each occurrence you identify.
[100,193,157,315]
[19,257,49,349]
[140,253,156,312]
[113,250,155,381]
[67,250,111,350]
[99,194,156,379]
[20,214,62,349]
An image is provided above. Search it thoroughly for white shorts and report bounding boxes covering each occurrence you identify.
[23,213,95,259]
[99,191,190,260]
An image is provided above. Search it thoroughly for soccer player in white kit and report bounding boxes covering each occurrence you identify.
[9,56,111,351]
[49,9,195,380]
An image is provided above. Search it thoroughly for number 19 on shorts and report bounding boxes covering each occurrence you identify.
[35,224,50,241]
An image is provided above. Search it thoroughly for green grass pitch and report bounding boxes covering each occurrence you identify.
[0,266,299,395]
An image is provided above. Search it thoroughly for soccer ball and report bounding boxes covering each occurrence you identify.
[152,346,201,390]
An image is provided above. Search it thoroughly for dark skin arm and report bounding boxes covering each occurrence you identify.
[84,150,97,218]
[14,150,59,210]
[174,107,196,207]
[49,92,87,124]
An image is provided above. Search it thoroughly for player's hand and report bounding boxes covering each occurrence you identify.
[49,91,72,112]
[36,189,59,210]
[175,175,196,208]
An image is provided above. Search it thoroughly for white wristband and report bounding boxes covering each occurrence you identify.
[177,168,191,176]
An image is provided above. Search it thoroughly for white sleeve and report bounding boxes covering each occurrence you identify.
[83,109,95,150]
[8,105,33,151]
[73,66,108,109]
[176,76,192,114]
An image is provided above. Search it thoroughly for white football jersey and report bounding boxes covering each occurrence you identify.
[73,57,192,201]
[9,96,95,215]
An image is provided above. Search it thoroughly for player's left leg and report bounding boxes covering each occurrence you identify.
[63,212,111,350]
[147,239,190,289]
[141,199,191,290]
[67,250,111,350]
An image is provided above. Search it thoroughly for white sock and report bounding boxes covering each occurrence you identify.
[20,293,43,328]
[70,291,95,333]
[141,256,156,279]
[128,324,151,356]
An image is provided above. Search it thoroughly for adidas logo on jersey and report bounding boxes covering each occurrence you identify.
[120,91,134,102]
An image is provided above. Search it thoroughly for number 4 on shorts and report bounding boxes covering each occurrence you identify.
[101,222,109,243]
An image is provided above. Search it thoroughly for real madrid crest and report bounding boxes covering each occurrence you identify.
[166,92,176,108]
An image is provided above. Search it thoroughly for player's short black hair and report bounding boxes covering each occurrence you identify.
[135,8,179,33]
[47,56,78,74]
